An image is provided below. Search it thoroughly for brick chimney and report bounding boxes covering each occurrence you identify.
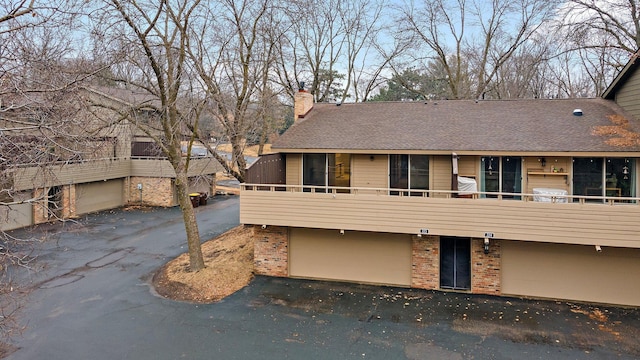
[294,82,314,121]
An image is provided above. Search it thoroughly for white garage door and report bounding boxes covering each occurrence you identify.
[289,228,412,286]
[502,241,640,306]
[76,179,124,215]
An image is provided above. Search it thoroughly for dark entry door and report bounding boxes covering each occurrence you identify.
[440,237,471,290]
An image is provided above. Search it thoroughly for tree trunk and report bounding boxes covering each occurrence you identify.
[174,170,205,272]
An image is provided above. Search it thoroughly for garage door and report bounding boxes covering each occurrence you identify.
[1,203,33,231]
[289,228,412,286]
[502,241,640,306]
[76,179,124,215]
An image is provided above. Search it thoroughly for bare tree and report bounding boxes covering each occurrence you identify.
[0,0,97,347]
[553,0,639,92]
[283,0,347,102]
[186,0,275,182]
[560,0,640,56]
[90,0,207,271]
[398,0,553,99]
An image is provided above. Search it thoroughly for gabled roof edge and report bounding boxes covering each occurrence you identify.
[602,50,640,99]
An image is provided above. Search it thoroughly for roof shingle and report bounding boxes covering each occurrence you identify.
[273,99,640,153]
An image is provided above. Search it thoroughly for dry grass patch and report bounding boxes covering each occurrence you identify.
[215,144,272,157]
[153,225,254,303]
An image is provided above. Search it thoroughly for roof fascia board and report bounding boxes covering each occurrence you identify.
[271,149,640,157]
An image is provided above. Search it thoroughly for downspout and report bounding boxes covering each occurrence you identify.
[451,152,459,198]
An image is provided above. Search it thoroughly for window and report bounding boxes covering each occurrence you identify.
[389,155,429,196]
[303,153,351,192]
[573,157,635,201]
[480,156,521,199]
[607,158,635,198]
[303,154,326,192]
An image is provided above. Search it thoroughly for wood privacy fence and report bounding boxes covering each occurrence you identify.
[245,153,285,185]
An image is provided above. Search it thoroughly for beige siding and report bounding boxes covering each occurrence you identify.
[502,241,640,306]
[458,155,478,177]
[130,158,221,178]
[432,156,452,197]
[523,156,570,193]
[76,179,125,215]
[351,154,388,194]
[0,203,33,231]
[289,228,412,286]
[286,154,301,186]
[13,159,130,191]
[615,67,640,120]
[241,190,640,248]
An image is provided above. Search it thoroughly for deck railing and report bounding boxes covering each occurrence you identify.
[240,183,640,247]
[241,183,640,205]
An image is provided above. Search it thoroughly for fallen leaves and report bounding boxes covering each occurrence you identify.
[592,114,640,147]
[153,225,254,303]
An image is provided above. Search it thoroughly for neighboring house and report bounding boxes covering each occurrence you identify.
[1,87,223,231]
[241,52,640,307]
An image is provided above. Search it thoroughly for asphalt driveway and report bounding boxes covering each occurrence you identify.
[4,196,640,359]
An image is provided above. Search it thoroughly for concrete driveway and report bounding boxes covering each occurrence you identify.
[5,196,640,359]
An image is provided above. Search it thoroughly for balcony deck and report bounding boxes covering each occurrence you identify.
[10,156,223,191]
[240,184,640,248]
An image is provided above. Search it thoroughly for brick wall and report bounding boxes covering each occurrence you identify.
[411,235,440,290]
[128,177,176,207]
[253,225,288,277]
[61,184,77,219]
[471,238,502,295]
[32,188,47,224]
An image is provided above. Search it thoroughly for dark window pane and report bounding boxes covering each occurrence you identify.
[390,154,408,195]
[303,154,326,192]
[606,158,635,199]
[573,158,603,201]
[410,155,429,191]
[481,157,499,198]
[502,156,521,199]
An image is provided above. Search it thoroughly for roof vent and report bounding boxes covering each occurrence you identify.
[573,109,583,116]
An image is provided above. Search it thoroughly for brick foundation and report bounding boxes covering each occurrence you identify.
[411,235,439,290]
[253,225,288,277]
[128,177,176,207]
[32,188,47,224]
[61,184,77,219]
[471,238,502,295]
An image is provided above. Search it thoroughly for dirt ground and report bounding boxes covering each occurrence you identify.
[153,225,254,303]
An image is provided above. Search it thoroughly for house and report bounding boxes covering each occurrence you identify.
[1,87,223,231]
[241,52,640,307]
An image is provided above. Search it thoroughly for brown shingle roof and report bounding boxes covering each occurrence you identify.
[273,98,640,153]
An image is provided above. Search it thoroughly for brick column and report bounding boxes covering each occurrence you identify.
[32,188,48,224]
[61,184,77,219]
[411,235,440,290]
[253,225,288,277]
[471,238,501,295]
